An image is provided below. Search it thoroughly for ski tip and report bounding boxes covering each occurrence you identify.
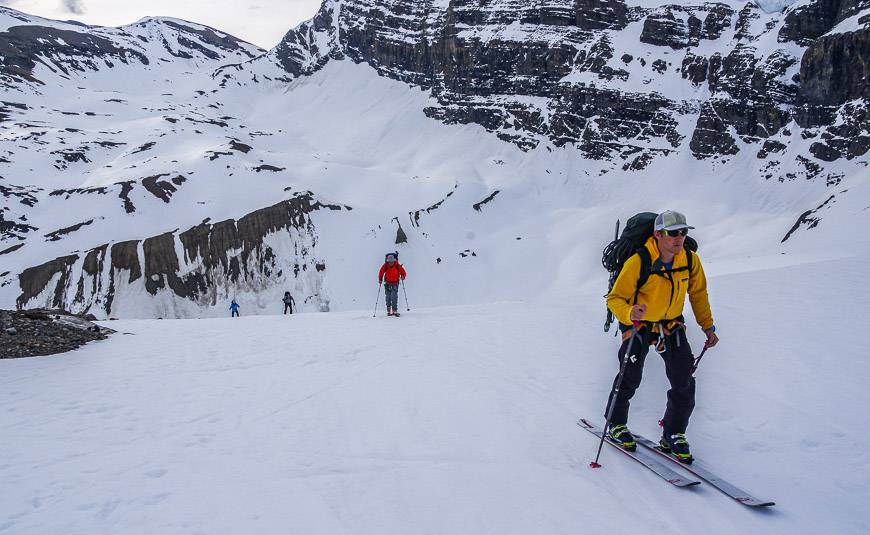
[737,497,776,507]
[577,418,594,428]
[671,479,701,487]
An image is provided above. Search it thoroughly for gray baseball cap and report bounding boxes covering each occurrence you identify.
[654,210,695,231]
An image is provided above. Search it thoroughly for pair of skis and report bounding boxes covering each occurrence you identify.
[577,419,774,507]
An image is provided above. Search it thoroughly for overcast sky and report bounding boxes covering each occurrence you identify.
[0,0,323,49]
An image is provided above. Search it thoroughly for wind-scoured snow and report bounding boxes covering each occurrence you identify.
[825,11,870,36]
[0,6,86,33]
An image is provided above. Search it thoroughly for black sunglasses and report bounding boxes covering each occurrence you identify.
[663,228,689,237]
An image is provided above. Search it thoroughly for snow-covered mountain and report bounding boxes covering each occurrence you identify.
[1,0,868,318]
[249,0,868,162]
[2,4,870,531]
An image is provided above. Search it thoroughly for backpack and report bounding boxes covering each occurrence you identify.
[602,212,698,332]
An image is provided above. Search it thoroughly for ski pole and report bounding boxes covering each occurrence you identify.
[400,278,410,311]
[591,320,640,469]
[373,281,382,317]
[692,344,711,374]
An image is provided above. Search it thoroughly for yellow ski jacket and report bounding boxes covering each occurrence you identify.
[607,237,714,331]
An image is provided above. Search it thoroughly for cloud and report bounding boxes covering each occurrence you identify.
[61,0,87,15]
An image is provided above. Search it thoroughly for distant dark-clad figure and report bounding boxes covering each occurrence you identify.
[378,252,406,317]
[283,291,295,315]
[229,300,240,317]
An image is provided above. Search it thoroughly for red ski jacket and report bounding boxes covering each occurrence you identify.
[378,262,406,284]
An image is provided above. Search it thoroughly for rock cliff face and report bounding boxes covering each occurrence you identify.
[17,193,349,318]
[778,0,869,45]
[254,0,868,165]
[795,24,870,159]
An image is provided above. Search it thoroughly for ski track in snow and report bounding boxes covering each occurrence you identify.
[2,254,869,533]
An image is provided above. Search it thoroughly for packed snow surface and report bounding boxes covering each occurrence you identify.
[2,251,869,533]
[753,0,799,13]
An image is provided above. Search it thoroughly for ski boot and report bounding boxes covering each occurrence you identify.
[660,432,693,463]
[607,424,636,451]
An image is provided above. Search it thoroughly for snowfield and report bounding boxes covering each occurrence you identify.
[2,2,869,533]
[3,251,868,534]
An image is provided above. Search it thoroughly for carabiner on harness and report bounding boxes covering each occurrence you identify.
[654,321,685,354]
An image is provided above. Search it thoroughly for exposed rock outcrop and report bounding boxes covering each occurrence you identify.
[793,25,870,158]
[778,0,869,45]
[17,192,350,317]
[0,308,112,359]
[640,8,702,49]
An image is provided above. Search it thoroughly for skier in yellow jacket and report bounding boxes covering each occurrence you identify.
[605,210,719,462]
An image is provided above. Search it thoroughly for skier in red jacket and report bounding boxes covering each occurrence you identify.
[378,252,406,316]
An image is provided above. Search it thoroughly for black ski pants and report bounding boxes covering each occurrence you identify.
[283,303,293,314]
[605,326,696,434]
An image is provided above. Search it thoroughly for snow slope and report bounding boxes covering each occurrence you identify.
[3,2,868,319]
[2,250,869,533]
[6,55,867,318]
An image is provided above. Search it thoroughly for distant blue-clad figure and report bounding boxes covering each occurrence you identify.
[229,300,240,317]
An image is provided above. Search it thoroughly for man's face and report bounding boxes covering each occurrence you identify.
[655,228,687,254]
[387,256,396,265]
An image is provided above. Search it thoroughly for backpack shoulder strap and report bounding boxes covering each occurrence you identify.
[685,247,694,275]
[633,247,652,304]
